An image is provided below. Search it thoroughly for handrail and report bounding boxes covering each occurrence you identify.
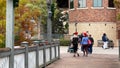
[0,41,60,68]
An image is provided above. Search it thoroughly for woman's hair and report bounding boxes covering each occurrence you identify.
[103,33,106,36]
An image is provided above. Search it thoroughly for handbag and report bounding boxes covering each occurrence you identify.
[88,39,91,45]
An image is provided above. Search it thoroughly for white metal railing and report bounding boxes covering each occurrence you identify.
[0,41,60,68]
[0,57,9,68]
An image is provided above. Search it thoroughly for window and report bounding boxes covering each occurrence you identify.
[108,0,114,8]
[70,0,74,9]
[93,0,102,7]
[57,0,69,8]
[78,0,86,8]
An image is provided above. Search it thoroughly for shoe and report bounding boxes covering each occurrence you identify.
[73,55,76,57]
[88,52,92,54]
[77,54,79,57]
[85,55,88,57]
[83,55,85,57]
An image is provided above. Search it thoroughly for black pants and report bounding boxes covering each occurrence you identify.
[73,43,78,53]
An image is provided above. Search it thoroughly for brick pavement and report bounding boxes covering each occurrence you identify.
[46,54,120,68]
[46,46,120,68]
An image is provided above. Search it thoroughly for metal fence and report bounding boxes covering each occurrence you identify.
[0,41,60,68]
[40,34,64,39]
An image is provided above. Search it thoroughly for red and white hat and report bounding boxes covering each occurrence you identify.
[74,32,78,35]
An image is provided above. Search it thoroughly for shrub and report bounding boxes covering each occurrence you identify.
[60,39,70,46]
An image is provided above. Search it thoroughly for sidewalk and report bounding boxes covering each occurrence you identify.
[60,46,119,55]
[46,46,120,68]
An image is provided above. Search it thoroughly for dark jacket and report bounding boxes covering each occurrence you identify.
[72,37,78,45]
[89,37,94,45]
[102,35,108,42]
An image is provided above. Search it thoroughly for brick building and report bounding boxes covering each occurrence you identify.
[68,0,119,46]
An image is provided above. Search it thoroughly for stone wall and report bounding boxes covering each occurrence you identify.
[69,22,117,46]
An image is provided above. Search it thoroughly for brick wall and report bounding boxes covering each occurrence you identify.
[69,9,116,22]
[69,0,116,22]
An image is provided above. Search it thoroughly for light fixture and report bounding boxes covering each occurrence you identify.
[48,10,52,18]
[47,0,51,6]
[75,22,78,26]
[89,24,91,26]
[105,24,107,26]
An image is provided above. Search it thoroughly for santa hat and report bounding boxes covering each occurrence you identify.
[74,32,78,35]
[83,32,87,36]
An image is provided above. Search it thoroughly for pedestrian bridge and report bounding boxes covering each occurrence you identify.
[0,43,120,68]
[0,41,60,68]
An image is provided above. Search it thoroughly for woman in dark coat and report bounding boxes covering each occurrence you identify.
[71,32,79,57]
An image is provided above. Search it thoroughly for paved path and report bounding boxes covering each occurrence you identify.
[46,46,120,68]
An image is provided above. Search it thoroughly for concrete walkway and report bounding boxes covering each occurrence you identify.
[46,46,120,68]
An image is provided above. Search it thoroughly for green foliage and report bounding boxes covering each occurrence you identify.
[0,0,6,19]
[114,0,120,20]
[52,9,63,34]
[114,0,120,8]
[0,34,5,48]
[65,22,69,29]
[0,0,6,8]
[19,0,29,5]
[52,10,69,34]
[14,0,48,45]
[51,3,55,20]
[60,39,70,46]
[0,0,6,48]
[117,13,120,20]
[0,0,65,47]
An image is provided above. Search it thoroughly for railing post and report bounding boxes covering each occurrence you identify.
[21,41,29,68]
[119,39,120,61]
[33,41,40,68]
[50,43,52,61]
[54,44,57,58]
[57,41,60,59]
[43,43,46,68]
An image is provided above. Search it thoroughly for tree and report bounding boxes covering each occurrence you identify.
[14,0,47,45]
[114,0,120,20]
[52,9,69,34]
[0,0,67,47]
[50,0,69,34]
[0,0,6,48]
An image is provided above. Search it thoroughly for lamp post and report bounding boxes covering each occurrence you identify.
[47,0,52,43]
[6,0,19,68]
[75,22,78,32]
